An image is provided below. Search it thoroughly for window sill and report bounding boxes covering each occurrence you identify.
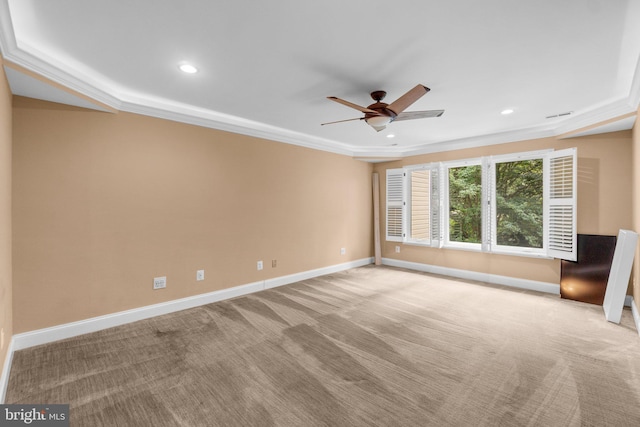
[404,240,432,247]
[488,248,553,260]
[406,242,555,260]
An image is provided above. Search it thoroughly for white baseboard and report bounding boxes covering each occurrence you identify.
[264,258,373,289]
[382,258,560,295]
[1,257,373,401]
[11,280,262,352]
[11,257,373,353]
[0,338,15,404]
[2,255,633,402]
[625,295,634,308]
[632,298,640,337]
[382,258,640,336]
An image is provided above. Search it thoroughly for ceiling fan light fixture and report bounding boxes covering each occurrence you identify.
[366,115,392,127]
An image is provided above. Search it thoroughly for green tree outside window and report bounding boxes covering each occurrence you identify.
[495,159,543,248]
[449,165,482,243]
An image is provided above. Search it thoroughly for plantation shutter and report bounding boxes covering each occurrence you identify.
[482,157,494,253]
[406,168,431,243]
[386,169,405,242]
[545,148,577,261]
[430,165,443,247]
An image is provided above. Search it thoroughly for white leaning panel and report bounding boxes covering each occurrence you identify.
[603,229,638,324]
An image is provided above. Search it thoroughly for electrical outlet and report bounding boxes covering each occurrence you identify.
[153,276,167,290]
[196,270,205,281]
[257,260,263,271]
[272,259,277,268]
[395,246,401,253]
[340,247,346,255]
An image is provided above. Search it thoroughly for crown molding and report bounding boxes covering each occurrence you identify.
[400,126,559,158]
[2,43,123,110]
[1,0,639,161]
[0,1,16,55]
[627,39,640,110]
[0,0,357,158]
[0,2,123,111]
[553,97,637,137]
[399,94,639,158]
[118,96,357,157]
[3,60,117,112]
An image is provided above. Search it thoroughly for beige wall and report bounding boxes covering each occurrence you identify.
[9,92,637,335]
[633,109,640,306]
[0,65,12,373]
[12,97,374,333]
[374,131,633,286]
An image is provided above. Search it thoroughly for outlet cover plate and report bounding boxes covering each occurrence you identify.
[257,260,263,271]
[196,270,205,281]
[153,276,167,289]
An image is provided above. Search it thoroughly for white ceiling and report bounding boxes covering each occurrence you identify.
[1,0,639,158]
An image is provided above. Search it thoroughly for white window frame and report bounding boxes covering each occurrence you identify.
[443,158,483,251]
[384,148,577,261]
[430,164,444,248]
[488,150,550,258]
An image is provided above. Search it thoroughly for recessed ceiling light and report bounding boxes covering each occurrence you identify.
[501,109,514,115]
[178,63,198,74]
[386,134,395,138]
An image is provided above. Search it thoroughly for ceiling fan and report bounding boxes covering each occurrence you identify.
[322,84,444,132]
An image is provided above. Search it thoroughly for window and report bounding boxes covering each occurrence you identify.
[385,148,577,261]
[446,163,482,247]
[488,151,547,257]
[494,158,543,248]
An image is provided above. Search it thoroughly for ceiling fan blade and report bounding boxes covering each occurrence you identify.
[394,110,444,121]
[387,84,430,115]
[327,96,378,114]
[321,117,364,126]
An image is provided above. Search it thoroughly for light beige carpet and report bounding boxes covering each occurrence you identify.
[6,266,640,426]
